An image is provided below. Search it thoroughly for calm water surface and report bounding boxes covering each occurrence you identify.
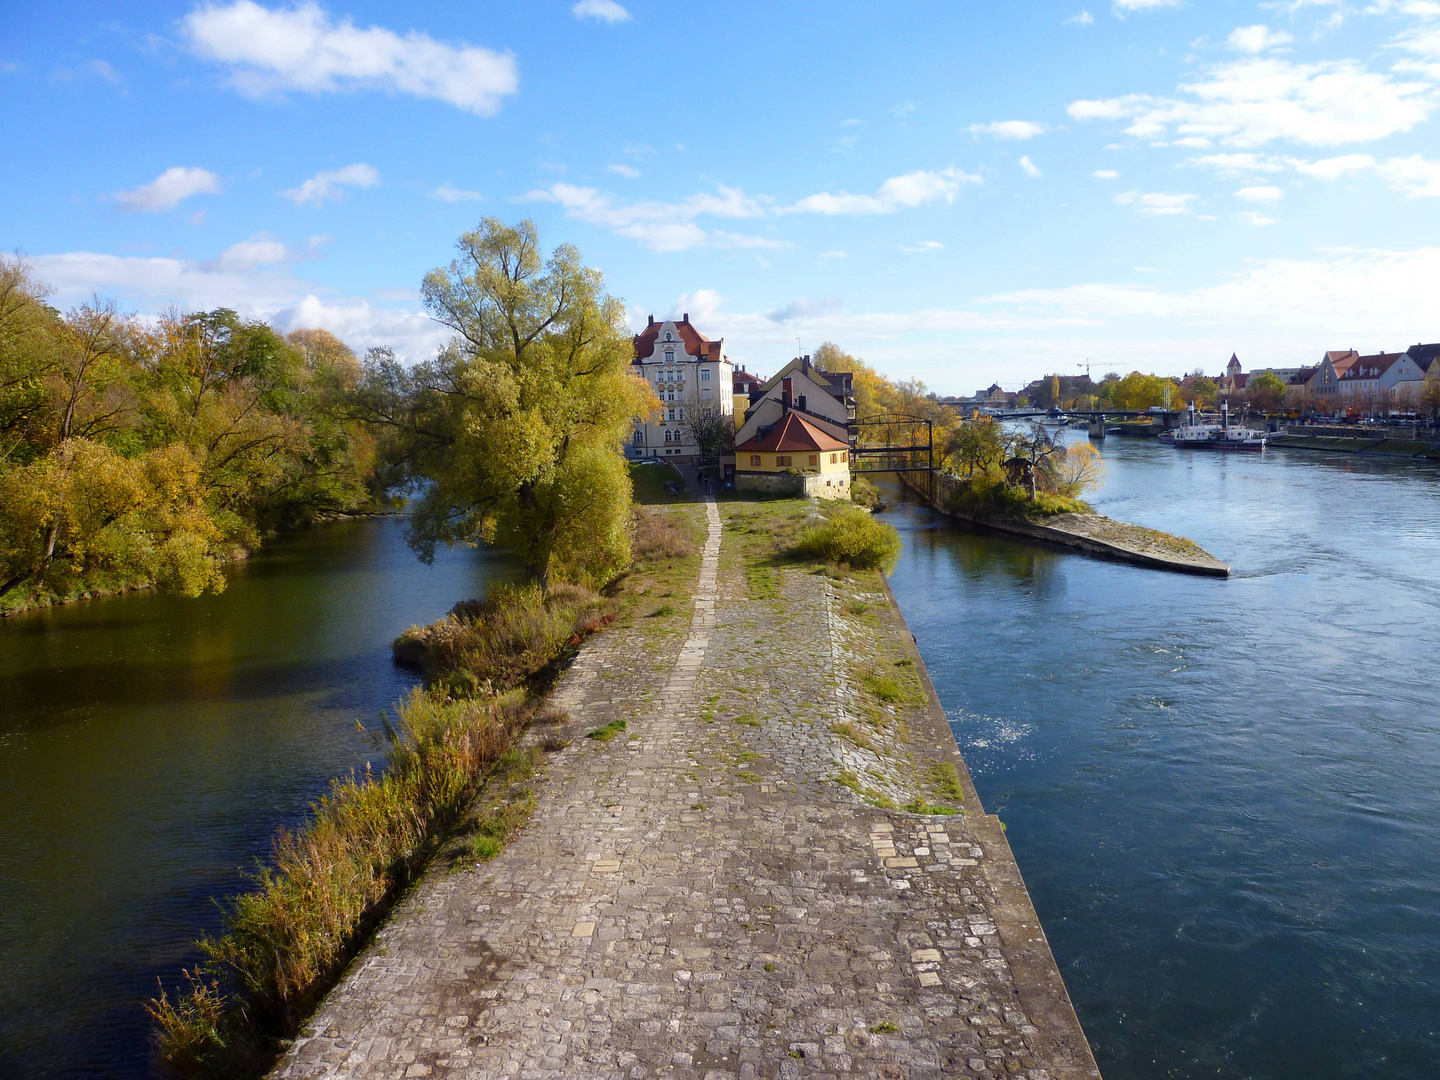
[0,518,514,1079]
[885,439,1440,1080]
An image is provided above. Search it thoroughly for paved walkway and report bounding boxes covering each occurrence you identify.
[273,498,1099,1080]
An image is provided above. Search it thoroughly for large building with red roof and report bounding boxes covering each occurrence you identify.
[629,314,734,462]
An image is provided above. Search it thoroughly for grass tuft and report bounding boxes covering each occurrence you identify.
[587,718,627,741]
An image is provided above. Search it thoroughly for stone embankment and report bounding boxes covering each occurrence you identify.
[914,474,1229,577]
[271,495,1101,1080]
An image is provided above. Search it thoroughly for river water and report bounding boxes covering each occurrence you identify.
[0,519,513,1079]
[884,437,1440,1080]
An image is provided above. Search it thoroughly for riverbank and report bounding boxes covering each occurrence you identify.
[1270,433,1440,459]
[907,473,1230,577]
[268,493,1100,1080]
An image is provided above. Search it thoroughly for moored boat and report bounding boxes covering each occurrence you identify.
[1161,403,1267,450]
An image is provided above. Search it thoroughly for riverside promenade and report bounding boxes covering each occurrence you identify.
[272,494,1100,1080]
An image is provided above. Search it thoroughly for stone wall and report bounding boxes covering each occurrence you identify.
[735,470,850,499]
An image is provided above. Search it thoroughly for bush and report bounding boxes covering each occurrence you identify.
[850,475,881,509]
[945,479,1089,520]
[393,582,610,691]
[792,507,902,572]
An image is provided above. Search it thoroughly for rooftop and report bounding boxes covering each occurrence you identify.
[736,411,849,454]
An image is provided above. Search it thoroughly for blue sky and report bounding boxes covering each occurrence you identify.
[2,0,1438,393]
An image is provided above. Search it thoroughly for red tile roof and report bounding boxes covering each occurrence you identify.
[633,317,724,361]
[1339,352,1404,381]
[736,411,849,454]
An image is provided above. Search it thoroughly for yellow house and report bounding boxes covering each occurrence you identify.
[734,412,851,497]
[732,366,763,430]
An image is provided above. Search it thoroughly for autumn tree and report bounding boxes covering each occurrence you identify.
[677,386,735,457]
[374,218,655,587]
[1051,442,1105,498]
[1245,371,1285,414]
[1103,371,1178,410]
[942,417,1009,479]
[1421,368,1440,420]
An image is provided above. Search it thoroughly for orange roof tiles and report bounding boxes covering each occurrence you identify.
[633,318,724,361]
[736,411,849,454]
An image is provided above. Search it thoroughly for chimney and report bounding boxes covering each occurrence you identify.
[648,315,654,326]
[782,377,792,411]
[682,312,689,323]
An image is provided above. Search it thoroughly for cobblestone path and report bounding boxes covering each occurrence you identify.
[273,498,1099,1080]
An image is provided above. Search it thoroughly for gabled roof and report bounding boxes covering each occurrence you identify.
[1339,352,1404,381]
[736,411,849,454]
[1406,343,1440,370]
[633,317,724,361]
[733,368,763,389]
[1288,366,1318,385]
[1324,349,1359,374]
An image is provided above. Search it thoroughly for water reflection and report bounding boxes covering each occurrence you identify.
[0,518,515,1079]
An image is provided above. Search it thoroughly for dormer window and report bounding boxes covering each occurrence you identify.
[664,332,673,342]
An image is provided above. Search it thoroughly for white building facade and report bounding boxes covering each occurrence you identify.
[628,315,734,461]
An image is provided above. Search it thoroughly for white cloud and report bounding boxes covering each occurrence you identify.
[1227,25,1293,53]
[1113,0,1182,13]
[606,164,641,178]
[1186,152,1288,174]
[89,59,123,85]
[572,0,631,22]
[1068,57,1436,147]
[431,182,482,202]
[216,234,289,267]
[900,241,945,253]
[1234,211,1279,225]
[764,296,844,324]
[979,246,1440,335]
[787,167,981,215]
[817,249,849,261]
[1293,153,1376,179]
[1019,155,1044,178]
[1188,149,1440,195]
[1375,154,1440,197]
[281,163,379,206]
[1093,169,1120,178]
[182,1,519,116]
[113,166,221,213]
[1236,184,1285,201]
[1066,10,1096,25]
[967,120,1047,139]
[523,182,779,252]
[1115,191,1196,214]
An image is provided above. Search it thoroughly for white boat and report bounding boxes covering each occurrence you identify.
[1159,403,1267,451]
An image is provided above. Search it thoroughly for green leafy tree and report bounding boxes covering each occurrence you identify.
[1246,371,1286,413]
[374,218,656,586]
[1103,372,1178,410]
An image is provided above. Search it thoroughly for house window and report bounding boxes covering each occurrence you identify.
[830,453,838,464]
[841,451,848,462]
[702,408,712,418]
[665,332,672,341]
[664,347,675,363]
[750,455,761,466]
[700,387,712,397]
[667,408,676,421]
[808,455,818,466]
[700,369,711,381]
[776,455,792,466]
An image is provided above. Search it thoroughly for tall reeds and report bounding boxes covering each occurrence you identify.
[150,583,611,1078]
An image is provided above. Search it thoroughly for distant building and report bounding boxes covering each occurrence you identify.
[732,366,763,429]
[734,356,853,448]
[629,314,733,462]
[1310,350,1360,399]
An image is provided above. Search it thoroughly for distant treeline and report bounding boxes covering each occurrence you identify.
[0,256,382,613]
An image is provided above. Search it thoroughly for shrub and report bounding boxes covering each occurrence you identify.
[393,582,610,690]
[792,507,902,572]
[850,475,881,509]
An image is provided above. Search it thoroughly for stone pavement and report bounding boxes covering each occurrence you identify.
[272,497,1100,1080]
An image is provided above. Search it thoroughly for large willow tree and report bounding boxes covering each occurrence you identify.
[364,219,654,587]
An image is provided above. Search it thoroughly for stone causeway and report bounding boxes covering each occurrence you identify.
[271,496,1101,1080]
